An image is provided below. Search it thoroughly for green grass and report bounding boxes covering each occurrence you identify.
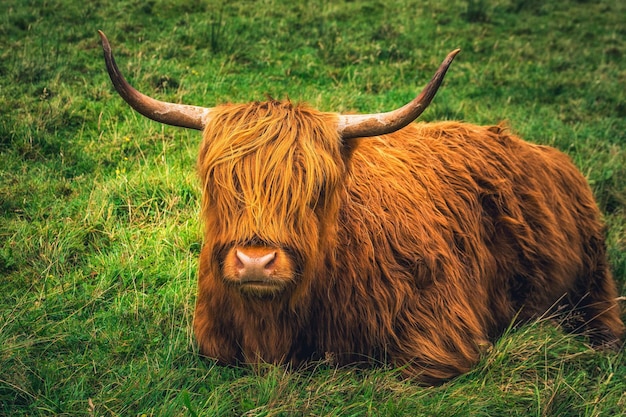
[1,0,625,415]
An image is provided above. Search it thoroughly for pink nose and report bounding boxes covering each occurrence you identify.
[235,249,277,280]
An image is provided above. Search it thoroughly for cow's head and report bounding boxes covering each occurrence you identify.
[98,31,458,298]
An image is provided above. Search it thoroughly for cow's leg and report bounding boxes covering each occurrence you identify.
[393,312,492,384]
[398,338,491,385]
[193,245,240,363]
[564,236,624,348]
[193,298,239,363]
[577,268,624,349]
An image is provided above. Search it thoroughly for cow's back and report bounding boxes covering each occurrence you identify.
[341,121,588,314]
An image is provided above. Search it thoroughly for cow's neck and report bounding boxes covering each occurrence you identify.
[232,289,314,365]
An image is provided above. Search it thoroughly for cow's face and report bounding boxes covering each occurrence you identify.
[198,101,345,296]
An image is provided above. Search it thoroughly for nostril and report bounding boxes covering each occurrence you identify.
[235,250,246,270]
[264,252,277,270]
[256,251,276,270]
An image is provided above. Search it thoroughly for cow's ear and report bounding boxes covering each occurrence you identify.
[339,136,361,164]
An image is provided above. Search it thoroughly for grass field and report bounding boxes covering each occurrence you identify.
[1,0,625,415]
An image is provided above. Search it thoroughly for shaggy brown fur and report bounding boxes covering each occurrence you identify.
[193,100,624,384]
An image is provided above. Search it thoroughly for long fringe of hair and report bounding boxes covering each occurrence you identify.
[199,102,344,248]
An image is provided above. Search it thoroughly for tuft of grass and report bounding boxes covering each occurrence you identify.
[1,0,625,415]
[463,0,490,23]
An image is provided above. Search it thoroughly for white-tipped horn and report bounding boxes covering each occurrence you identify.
[98,30,212,130]
[337,49,460,139]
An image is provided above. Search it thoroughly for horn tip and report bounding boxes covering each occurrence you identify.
[98,30,110,50]
[448,49,461,60]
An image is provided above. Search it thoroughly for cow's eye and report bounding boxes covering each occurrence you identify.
[308,185,327,211]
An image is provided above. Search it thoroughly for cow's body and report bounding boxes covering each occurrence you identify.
[193,103,624,384]
[98,33,624,384]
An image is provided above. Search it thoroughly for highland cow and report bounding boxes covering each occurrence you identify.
[99,31,624,384]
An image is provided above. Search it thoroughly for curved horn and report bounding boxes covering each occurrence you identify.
[98,30,211,130]
[337,49,460,139]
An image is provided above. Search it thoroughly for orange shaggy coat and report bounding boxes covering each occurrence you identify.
[193,101,624,384]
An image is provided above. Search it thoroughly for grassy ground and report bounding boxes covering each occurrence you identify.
[1,0,625,415]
